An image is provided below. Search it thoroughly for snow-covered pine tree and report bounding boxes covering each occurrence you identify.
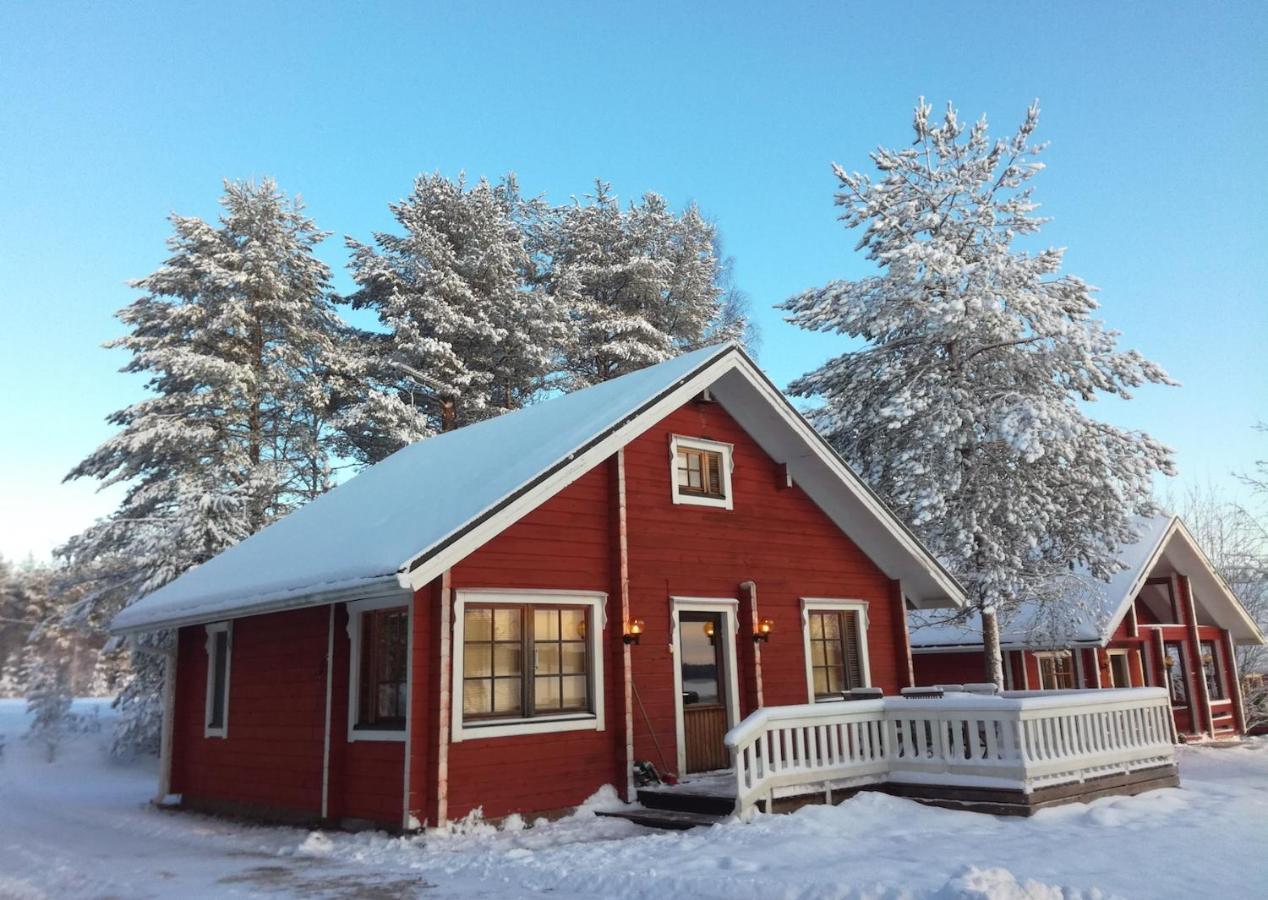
[61,178,345,753]
[781,100,1176,686]
[547,182,747,389]
[339,173,566,464]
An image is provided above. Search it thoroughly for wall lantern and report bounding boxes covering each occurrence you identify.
[754,617,775,643]
[623,619,645,645]
[703,620,716,645]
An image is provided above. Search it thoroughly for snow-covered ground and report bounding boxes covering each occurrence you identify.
[1,699,1265,899]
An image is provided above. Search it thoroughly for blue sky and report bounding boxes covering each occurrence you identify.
[1,1,1265,561]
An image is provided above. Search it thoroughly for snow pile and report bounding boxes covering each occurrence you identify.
[932,865,1106,900]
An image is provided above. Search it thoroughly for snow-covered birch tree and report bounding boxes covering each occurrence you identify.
[339,173,566,464]
[547,182,747,389]
[781,100,1176,686]
[61,179,345,752]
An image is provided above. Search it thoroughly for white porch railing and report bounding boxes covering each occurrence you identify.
[724,688,1176,820]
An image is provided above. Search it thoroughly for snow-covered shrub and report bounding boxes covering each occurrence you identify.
[24,658,72,762]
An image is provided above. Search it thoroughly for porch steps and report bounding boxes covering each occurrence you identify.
[594,783,736,830]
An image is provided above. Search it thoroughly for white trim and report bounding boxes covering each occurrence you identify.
[436,570,452,826]
[668,434,735,510]
[203,622,231,739]
[346,596,410,743]
[670,596,742,775]
[799,598,872,702]
[450,589,607,743]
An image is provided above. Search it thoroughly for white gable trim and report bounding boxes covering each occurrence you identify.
[1097,518,1265,646]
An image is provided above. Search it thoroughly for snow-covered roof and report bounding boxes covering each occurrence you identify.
[112,343,965,634]
[909,514,1265,650]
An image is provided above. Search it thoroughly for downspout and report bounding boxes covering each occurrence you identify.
[741,581,764,709]
[436,569,452,827]
[891,580,914,689]
[127,634,178,805]
[155,648,178,803]
[401,594,416,831]
[321,603,334,821]
[616,450,635,799]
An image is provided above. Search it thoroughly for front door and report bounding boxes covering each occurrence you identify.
[678,611,731,773]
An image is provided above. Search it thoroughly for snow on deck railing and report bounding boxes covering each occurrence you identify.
[723,688,1175,820]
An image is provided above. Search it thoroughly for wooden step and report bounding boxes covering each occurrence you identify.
[637,785,736,817]
[595,807,728,830]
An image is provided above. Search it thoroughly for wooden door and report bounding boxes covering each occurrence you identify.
[679,611,730,773]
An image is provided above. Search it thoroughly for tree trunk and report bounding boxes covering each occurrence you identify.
[981,606,1005,689]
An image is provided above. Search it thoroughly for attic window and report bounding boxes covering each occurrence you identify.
[669,435,733,510]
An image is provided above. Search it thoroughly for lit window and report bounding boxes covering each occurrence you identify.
[669,436,733,509]
[204,622,231,738]
[801,600,871,701]
[452,590,607,742]
[347,599,410,741]
[1037,652,1075,690]
[462,605,590,719]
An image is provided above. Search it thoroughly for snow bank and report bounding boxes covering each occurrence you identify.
[2,709,1266,899]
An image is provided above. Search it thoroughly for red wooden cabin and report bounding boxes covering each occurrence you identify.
[909,515,1264,741]
[112,344,964,829]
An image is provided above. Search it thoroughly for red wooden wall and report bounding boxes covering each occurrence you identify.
[621,401,904,780]
[171,607,328,819]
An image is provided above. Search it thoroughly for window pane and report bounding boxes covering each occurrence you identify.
[561,675,588,708]
[493,677,522,713]
[559,608,585,640]
[494,608,521,640]
[813,667,829,696]
[824,639,844,670]
[821,612,841,639]
[811,639,827,668]
[535,676,561,710]
[534,608,559,641]
[561,642,587,674]
[358,607,409,727]
[465,643,492,678]
[809,613,824,639]
[463,679,490,715]
[209,631,228,728]
[465,608,492,642]
[493,643,521,677]
[537,643,560,674]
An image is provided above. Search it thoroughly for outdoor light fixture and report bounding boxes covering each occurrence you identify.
[754,617,775,643]
[623,619,644,645]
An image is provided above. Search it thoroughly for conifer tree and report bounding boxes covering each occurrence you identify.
[340,173,565,463]
[62,179,343,752]
[782,100,1175,685]
[547,182,746,389]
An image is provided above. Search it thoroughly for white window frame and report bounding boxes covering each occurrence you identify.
[800,598,871,702]
[451,589,607,743]
[346,595,411,743]
[1035,650,1075,691]
[669,435,734,510]
[203,621,232,739]
[669,596,742,775]
[1106,648,1133,688]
